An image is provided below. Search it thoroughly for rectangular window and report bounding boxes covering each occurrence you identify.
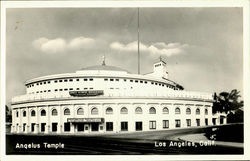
[84,78,88,81]
[48,90,51,92]
[121,122,128,131]
[59,80,62,82]
[115,79,119,81]
[76,88,80,90]
[140,80,143,83]
[64,79,68,82]
[135,80,138,83]
[76,79,79,81]
[37,83,39,85]
[205,118,208,126]
[124,79,127,82]
[41,123,46,132]
[84,88,88,90]
[163,120,169,129]
[44,82,46,84]
[23,123,26,132]
[145,81,147,84]
[106,122,113,131]
[130,80,133,82]
[55,89,58,91]
[155,83,158,85]
[64,122,70,132]
[104,78,108,81]
[110,78,114,81]
[40,82,42,85]
[64,89,68,91]
[52,123,57,132]
[69,79,73,82]
[89,78,93,81]
[90,88,93,89]
[186,119,191,127]
[151,82,154,84]
[69,88,73,91]
[31,123,35,132]
[175,120,181,128]
[149,121,156,129]
[59,89,63,91]
[212,118,216,125]
[135,122,143,131]
[196,119,200,126]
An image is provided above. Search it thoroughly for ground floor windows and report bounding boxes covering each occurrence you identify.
[106,122,113,131]
[77,123,84,131]
[52,123,57,132]
[196,119,200,126]
[205,118,208,126]
[175,120,181,128]
[149,121,156,129]
[91,123,99,131]
[31,123,35,132]
[163,120,169,129]
[23,123,26,132]
[41,123,46,132]
[186,119,191,127]
[212,118,216,125]
[64,122,70,132]
[121,122,128,131]
[135,122,143,131]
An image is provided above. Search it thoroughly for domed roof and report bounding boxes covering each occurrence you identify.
[81,65,129,73]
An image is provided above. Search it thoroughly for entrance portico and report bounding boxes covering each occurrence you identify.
[67,118,104,133]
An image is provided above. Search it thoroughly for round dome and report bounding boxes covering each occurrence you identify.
[81,65,129,73]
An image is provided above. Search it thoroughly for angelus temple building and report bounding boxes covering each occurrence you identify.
[11,58,226,134]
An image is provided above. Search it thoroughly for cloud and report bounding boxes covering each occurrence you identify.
[32,36,95,54]
[110,41,189,57]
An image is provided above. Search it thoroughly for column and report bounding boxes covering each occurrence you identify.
[35,124,39,133]
[70,123,74,133]
[27,107,30,133]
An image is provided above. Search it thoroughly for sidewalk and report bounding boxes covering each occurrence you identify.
[177,133,243,148]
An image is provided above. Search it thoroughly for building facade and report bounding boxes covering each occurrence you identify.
[11,59,226,134]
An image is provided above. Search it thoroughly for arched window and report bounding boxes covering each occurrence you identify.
[162,107,169,114]
[196,108,200,115]
[149,107,156,114]
[186,108,191,115]
[205,109,208,115]
[41,109,46,116]
[52,109,58,116]
[135,107,142,114]
[31,110,36,117]
[64,108,70,115]
[175,107,180,114]
[16,111,19,117]
[23,111,26,117]
[77,108,84,115]
[91,107,98,115]
[106,107,113,114]
[120,107,128,114]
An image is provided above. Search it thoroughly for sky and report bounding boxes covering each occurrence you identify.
[5,7,243,104]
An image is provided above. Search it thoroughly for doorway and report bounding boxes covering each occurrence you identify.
[91,123,99,131]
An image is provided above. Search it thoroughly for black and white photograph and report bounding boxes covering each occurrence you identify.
[1,0,249,158]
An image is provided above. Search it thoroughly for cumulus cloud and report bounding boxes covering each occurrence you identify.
[32,36,95,54]
[110,41,189,57]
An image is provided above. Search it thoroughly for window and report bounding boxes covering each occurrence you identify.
[145,81,147,84]
[89,78,93,81]
[69,79,73,82]
[130,80,133,82]
[175,120,181,128]
[52,109,58,116]
[41,109,46,116]
[104,78,108,81]
[135,80,138,83]
[205,109,208,115]
[162,107,169,114]
[106,122,113,131]
[106,107,113,114]
[149,107,156,114]
[84,78,88,81]
[121,122,128,131]
[44,82,46,84]
[16,111,19,117]
[77,108,84,115]
[23,111,26,117]
[31,110,36,117]
[55,89,58,91]
[163,120,169,129]
[212,118,216,125]
[205,118,208,126]
[124,79,127,82]
[23,123,26,132]
[31,123,35,132]
[149,121,156,129]
[76,79,79,81]
[186,108,191,115]
[52,123,57,132]
[140,80,143,83]
[175,107,180,114]
[54,80,58,83]
[186,119,191,127]
[64,122,70,132]
[110,78,114,81]
[120,107,128,114]
[196,119,200,126]
[115,79,119,81]
[64,108,70,115]
[41,123,46,132]
[135,107,142,114]
[59,80,62,82]
[64,79,68,82]
[196,108,200,115]
[91,108,98,115]
[135,122,143,131]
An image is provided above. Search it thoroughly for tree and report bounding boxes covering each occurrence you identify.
[6,105,12,123]
[212,89,243,114]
